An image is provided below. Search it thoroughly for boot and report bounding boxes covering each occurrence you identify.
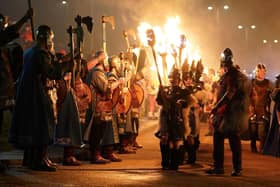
[178,145,185,165]
[0,161,7,173]
[160,143,170,170]
[102,145,122,162]
[31,146,56,172]
[90,148,110,164]
[119,138,136,154]
[169,149,179,171]
[133,135,143,149]
[43,148,58,167]
[250,140,258,153]
[22,148,32,168]
[63,147,82,166]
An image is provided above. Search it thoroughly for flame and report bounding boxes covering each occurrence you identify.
[137,16,201,85]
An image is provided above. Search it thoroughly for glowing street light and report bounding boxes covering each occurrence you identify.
[237,24,256,44]
[207,5,230,24]
[251,25,256,29]
[62,0,67,5]
[208,6,213,10]
[238,25,243,30]
[263,39,268,44]
[274,39,278,43]
[223,5,230,10]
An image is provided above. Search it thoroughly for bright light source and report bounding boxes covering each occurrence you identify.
[237,25,243,29]
[223,5,229,10]
[208,6,213,10]
[274,39,278,43]
[251,25,256,29]
[62,1,67,5]
[263,39,268,44]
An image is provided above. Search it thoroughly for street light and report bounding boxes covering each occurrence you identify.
[207,5,230,24]
[237,24,256,43]
[62,0,67,5]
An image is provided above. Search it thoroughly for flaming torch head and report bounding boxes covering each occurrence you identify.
[146,29,156,47]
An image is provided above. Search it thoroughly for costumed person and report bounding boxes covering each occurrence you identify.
[84,51,123,164]
[263,74,280,157]
[249,63,273,153]
[156,68,191,171]
[9,25,72,171]
[54,71,83,166]
[206,48,249,176]
[0,8,33,172]
[101,55,122,162]
[117,52,136,154]
[130,73,145,149]
[181,62,202,165]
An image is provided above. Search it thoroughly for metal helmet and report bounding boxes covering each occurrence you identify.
[168,66,181,83]
[108,55,120,70]
[0,13,7,30]
[36,25,54,40]
[220,48,233,68]
[255,63,266,71]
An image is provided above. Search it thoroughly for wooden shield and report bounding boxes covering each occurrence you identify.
[130,82,144,108]
[74,79,92,111]
[56,79,68,108]
[113,87,132,114]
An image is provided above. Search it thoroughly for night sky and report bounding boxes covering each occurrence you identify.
[1,0,280,78]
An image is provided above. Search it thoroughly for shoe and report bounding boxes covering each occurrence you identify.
[45,158,58,167]
[103,153,122,162]
[119,147,136,154]
[32,160,56,172]
[186,160,195,165]
[0,162,7,173]
[231,170,242,176]
[91,157,111,164]
[205,168,224,175]
[63,156,82,166]
[133,142,143,149]
[251,147,258,153]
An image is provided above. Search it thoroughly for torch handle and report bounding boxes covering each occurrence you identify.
[28,0,35,41]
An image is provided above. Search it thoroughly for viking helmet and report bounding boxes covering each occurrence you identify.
[220,48,233,68]
[108,55,120,70]
[168,66,181,84]
[36,25,54,41]
[36,25,54,50]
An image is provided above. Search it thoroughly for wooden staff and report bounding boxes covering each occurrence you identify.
[27,0,35,40]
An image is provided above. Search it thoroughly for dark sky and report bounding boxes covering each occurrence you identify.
[1,0,280,78]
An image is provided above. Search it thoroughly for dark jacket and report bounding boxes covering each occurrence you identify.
[9,46,65,148]
[218,67,250,134]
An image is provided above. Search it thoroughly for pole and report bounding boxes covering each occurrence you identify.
[27,0,35,40]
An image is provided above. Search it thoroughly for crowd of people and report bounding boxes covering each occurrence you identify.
[0,7,280,177]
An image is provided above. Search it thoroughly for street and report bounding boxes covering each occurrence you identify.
[1,119,280,187]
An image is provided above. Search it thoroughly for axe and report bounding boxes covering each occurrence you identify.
[101,16,115,56]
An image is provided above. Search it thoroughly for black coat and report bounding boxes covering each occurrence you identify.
[9,46,63,148]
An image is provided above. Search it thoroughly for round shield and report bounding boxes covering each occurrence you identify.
[130,82,144,108]
[56,79,68,108]
[113,86,132,114]
[74,79,92,111]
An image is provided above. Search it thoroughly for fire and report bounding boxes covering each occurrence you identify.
[137,16,201,85]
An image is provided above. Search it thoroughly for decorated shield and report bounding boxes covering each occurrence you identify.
[130,82,144,108]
